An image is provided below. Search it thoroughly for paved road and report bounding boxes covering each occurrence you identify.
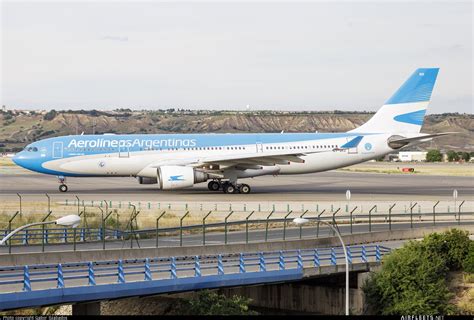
[1,169,473,201]
[2,220,472,254]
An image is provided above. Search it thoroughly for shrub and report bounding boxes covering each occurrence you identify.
[180,290,257,315]
[447,150,460,162]
[363,240,452,315]
[426,149,442,162]
[363,229,472,315]
[462,242,474,273]
[423,229,471,270]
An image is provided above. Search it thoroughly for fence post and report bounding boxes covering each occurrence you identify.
[224,211,234,244]
[299,210,309,239]
[57,263,64,288]
[23,265,31,291]
[376,245,381,262]
[88,262,96,285]
[180,211,190,247]
[282,210,293,240]
[350,206,358,234]
[316,210,326,238]
[62,228,68,243]
[194,256,201,277]
[330,248,337,265]
[202,211,213,245]
[259,252,266,272]
[314,249,320,267]
[388,203,396,231]
[458,200,465,225]
[410,202,418,228]
[155,211,166,248]
[297,250,303,269]
[331,208,341,236]
[245,211,255,244]
[8,211,19,254]
[279,250,285,270]
[170,257,177,279]
[41,209,52,253]
[22,229,28,245]
[217,254,224,275]
[265,210,275,242]
[144,258,152,281]
[432,201,439,226]
[239,253,246,273]
[117,259,125,283]
[368,205,377,232]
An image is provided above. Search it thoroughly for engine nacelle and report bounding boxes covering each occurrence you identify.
[157,166,209,190]
[137,177,158,184]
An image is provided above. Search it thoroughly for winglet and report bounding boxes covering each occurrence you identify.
[341,136,363,149]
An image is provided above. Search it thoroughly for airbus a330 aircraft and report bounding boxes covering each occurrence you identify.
[13,68,449,194]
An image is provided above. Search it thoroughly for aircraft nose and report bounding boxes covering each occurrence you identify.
[12,152,29,168]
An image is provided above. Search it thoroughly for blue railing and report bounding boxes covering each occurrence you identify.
[0,245,389,293]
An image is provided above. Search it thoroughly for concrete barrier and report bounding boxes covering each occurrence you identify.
[1,225,473,266]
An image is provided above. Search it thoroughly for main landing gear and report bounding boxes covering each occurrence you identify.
[58,176,68,193]
[207,180,251,194]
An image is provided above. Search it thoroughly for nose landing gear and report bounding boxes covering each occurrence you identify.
[57,176,68,192]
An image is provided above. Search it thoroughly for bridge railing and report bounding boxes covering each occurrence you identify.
[0,245,390,293]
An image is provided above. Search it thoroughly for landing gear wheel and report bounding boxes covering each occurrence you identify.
[59,184,68,193]
[223,183,236,194]
[239,184,251,194]
[208,181,220,191]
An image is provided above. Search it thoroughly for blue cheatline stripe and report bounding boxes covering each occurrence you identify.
[393,109,427,126]
[385,68,439,105]
[340,136,363,148]
[0,269,303,310]
[19,131,380,177]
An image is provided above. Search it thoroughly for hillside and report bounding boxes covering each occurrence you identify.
[0,110,472,152]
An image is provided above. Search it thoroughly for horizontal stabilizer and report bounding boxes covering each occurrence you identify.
[388,132,455,149]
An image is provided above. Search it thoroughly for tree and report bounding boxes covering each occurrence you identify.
[426,149,442,162]
[461,152,471,162]
[363,229,472,315]
[43,109,57,121]
[447,150,460,162]
[180,290,257,315]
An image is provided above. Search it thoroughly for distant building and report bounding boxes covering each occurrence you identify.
[398,151,427,162]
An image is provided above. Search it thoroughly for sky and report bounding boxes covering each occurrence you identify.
[1,1,473,113]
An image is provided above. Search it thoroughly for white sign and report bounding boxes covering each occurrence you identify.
[346,190,351,201]
[453,189,458,200]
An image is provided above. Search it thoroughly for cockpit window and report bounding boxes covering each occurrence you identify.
[26,147,38,152]
[32,147,38,152]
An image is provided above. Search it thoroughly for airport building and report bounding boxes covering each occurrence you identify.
[398,151,427,162]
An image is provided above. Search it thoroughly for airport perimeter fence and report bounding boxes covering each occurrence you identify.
[0,200,472,253]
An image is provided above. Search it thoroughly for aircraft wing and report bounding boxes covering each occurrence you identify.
[149,136,365,171]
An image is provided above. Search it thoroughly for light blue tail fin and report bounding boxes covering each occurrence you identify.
[352,68,439,134]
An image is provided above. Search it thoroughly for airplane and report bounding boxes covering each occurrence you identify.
[12,68,449,194]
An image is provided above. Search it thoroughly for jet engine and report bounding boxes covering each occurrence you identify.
[157,166,209,190]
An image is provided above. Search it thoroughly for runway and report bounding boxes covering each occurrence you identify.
[1,169,473,201]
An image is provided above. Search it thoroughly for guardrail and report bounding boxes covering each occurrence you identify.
[0,245,390,294]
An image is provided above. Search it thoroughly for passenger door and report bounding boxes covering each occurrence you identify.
[52,142,63,158]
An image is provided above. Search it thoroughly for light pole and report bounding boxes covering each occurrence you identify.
[0,215,81,246]
[293,217,350,315]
